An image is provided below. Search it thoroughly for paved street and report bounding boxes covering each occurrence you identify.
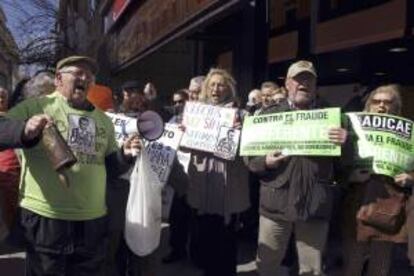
[1,224,413,276]
[0,224,257,276]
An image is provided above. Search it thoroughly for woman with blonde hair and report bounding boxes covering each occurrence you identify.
[186,68,250,276]
[343,84,412,276]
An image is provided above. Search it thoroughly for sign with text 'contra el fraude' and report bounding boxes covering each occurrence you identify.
[240,108,341,156]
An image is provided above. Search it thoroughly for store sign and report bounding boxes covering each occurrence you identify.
[104,0,132,32]
[109,0,221,67]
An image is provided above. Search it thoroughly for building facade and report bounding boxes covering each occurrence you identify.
[0,7,19,90]
[57,0,414,117]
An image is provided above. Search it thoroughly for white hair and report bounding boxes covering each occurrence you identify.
[23,72,55,99]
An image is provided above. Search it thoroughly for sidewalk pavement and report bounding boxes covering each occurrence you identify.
[0,223,412,276]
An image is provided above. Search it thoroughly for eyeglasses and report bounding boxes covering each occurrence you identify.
[60,70,94,82]
[173,100,185,105]
[371,99,393,105]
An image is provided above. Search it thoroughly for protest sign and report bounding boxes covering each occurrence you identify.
[214,126,241,160]
[105,112,137,145]
[144,123,184,184]
[181,102,239,159]
[240,108,341,156]
[346,112,414,177]
[176,151,191,174]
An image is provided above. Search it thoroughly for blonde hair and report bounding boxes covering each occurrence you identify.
[199,68,236,104]
[364,84,402,115]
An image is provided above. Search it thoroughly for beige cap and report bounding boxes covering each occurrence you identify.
[286,60,317,78]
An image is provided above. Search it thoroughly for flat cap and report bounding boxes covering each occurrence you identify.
[56,56,98,74]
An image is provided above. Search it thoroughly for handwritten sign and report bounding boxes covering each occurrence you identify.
[105,112,138,145]
[145,124,184,184]
[181,102,238,159]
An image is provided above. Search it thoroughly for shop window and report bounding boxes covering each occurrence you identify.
[89,0,97,17]
[269,0,311,33]
[319,0,391,22]
[72,0,79,13]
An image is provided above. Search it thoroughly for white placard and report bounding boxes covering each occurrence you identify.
[144,123,184,184]
[181,102,238,159]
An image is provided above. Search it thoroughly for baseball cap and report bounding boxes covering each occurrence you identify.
[56,56,98,74]
[286,60,317,78]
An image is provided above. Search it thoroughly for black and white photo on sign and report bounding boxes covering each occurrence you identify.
[144,124,184,184]
[214,126,240,160]
[67,114,96,154]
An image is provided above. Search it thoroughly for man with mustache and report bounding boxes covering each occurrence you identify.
[248,60,347,276]
[6,56,141,276]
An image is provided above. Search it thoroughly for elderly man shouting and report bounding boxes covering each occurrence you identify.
[7,56,140,276]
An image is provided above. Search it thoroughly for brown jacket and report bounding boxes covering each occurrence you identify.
[355,176,408,243]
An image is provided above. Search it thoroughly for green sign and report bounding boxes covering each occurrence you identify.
[240,108,341,156]
[346,112,414,177]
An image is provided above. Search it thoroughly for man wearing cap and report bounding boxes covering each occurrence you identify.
[6,56,141,275]
[247,60,347,276]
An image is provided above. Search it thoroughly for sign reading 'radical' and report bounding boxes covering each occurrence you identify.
[240,108,341,156]
[347,112,414,177]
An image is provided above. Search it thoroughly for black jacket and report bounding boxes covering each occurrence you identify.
[0,116,30,150]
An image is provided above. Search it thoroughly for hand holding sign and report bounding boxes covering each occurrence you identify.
[394,172,414,188]
[328,127,348,145]
[123,134,143,157]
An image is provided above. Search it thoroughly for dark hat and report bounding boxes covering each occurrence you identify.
[122,80,143,92]
[56,56,98,74]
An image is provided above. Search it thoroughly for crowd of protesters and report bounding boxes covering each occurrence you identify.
[0,55,413,276]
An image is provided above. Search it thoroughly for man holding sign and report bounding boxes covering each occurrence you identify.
[247,60,347,276]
